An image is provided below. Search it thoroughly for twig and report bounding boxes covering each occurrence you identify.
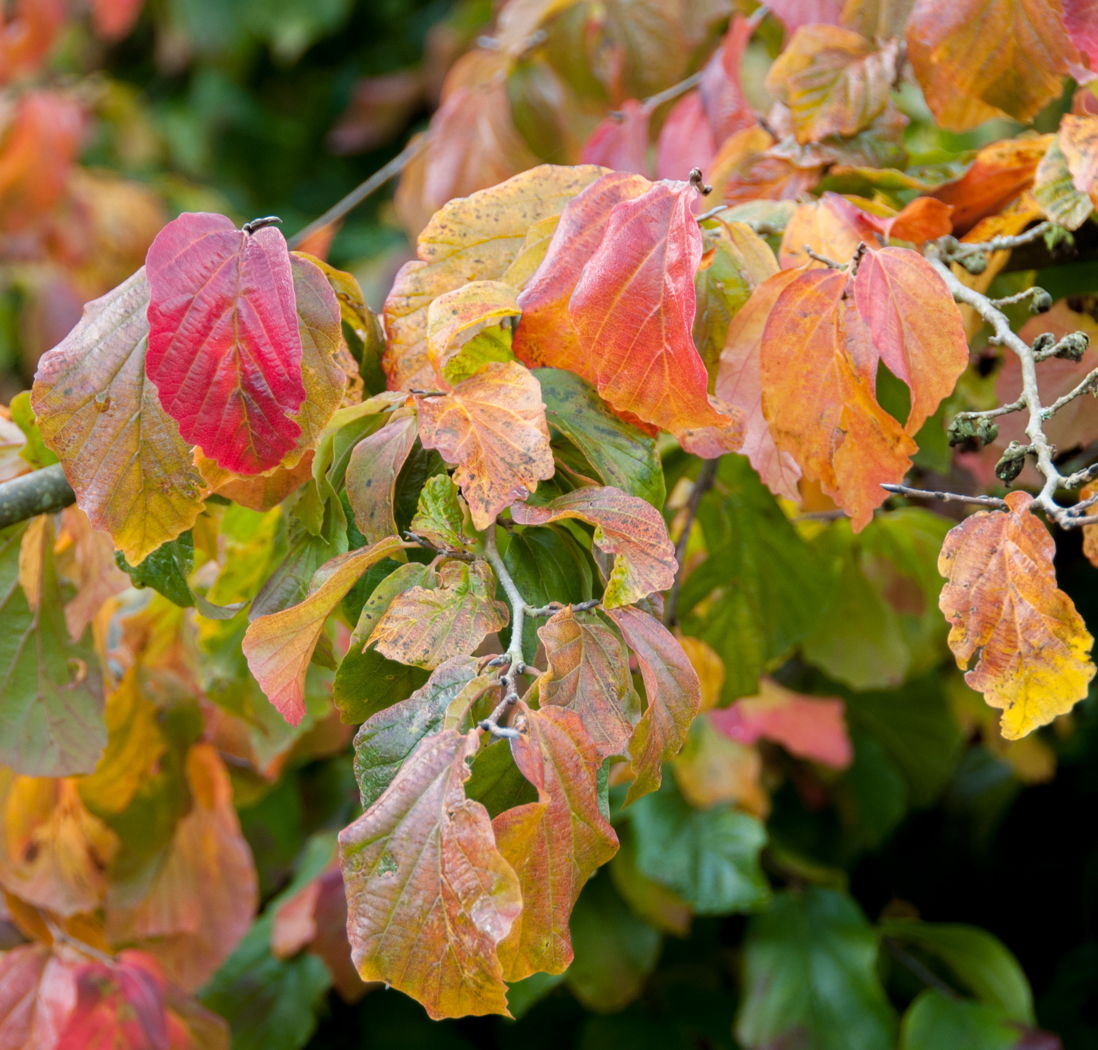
[664,457,719,627]
[528,598,601,618]
[480,527,529,738]
[0,463,76,529]
[41,912,117,965]
[805,247,845,269]
[642,71,704,113]
[881,483,1008,510]
[941,222,1050,257]
[1041,367,1098,421]
[989,286,1048,308]
[287,136,428,250]
[951,397,1027,422]
[402,531,475,561]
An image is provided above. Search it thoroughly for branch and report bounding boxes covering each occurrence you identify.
[1041,367,1098,421]
[402,531,475,561]
[881,483,1008,510]
[480,527,528,738]
[664,457,718,627]
[950,397,1027,422]
[287,136,428,250]
[0,463,76,529]
[941,222,1051,257]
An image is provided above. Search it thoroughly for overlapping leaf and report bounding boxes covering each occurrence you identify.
[344,413,419,545]
[937,491,1095,740]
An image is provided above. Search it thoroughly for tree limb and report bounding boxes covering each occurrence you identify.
[0,463,76,530]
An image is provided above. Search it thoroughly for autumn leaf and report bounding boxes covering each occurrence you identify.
[145,212,306,475]
[884,197,955,244]
[766,27,898,145]
[656,92,715,182]
[1057,114,1098,209]
[385,164,603,390]
[938,491,1095,740]
[579,99,651,176]
[58,506,129,643]
[344,413,419,545]
[709,678,853,768]
[415,361,554,530]
[493,703,619,981]
[511,486,678,608]
[852,247,970,434]
[779,193,878,270]
[409,474,474,552]
[340,729,522,1019]
[104,743,258,991]
[766,0,844,32]
[1034,137,1095,229]
[537,606,637,761]
[1082,482,1098,569]
[242,536,406,725]
[31,269,207,565]
[672,714,768,815]
[368,560,509,669]
[905,0,1077,131]
[425,280,520,381]
[57,950,168,1050]
[607,605,702,806]
[0,942,78,1047]
[1064,0,1098,79]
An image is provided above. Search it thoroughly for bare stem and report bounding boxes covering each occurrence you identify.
[951,397,1027,422]
[805,246,845,269]
[402,531,475,561]
[1041,367,1098,421]
[942,222,1050,257]
[664,457,719,627]
[0,463,76,530]
[481,527,528,738]
[881,483,1008,510]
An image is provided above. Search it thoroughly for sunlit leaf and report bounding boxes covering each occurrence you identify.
[425,280,520,381]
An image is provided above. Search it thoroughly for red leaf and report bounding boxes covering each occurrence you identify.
[0,942,78,1048]
[656,92,715,182]
[766,0,844,32]
[57,951,168,1050]
[1065,0,1098,81]
[579,99,650,175]
[699,14,758,144]
[884,197,954,243]
[90,0,144,40]
[145,213,306,475]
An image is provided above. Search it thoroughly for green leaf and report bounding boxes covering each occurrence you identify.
[442,324,515,386]
[464,738,538,819]
[609,821,693,936]
[880,921,1034,1023]
[0,521,106,776]
[10,392,58,468]
[736,888,897,1050]
[898,990,1025,1050]
[833,729,908,850]
[393,442,447,538]
[538,368,665,508]
[628,777,770,915]
[566,868,662,1014]
[115,530,195,608]
[410,473,473,553]
[681,455,836,700]
[251,528,345,620]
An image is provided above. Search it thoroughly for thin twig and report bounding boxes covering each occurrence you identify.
[528,598,601,618]
[951,397,1027,422]
[805,246,845,269]
[1041,367,1098,421]
[642,71,704,113]
[664,458,719,627]
[480,527,529,738]
[989,286,1048,308]
[881,483,1008,510]
[942,222,1050,257]
[287,136,428,250]
[402,531,475,561]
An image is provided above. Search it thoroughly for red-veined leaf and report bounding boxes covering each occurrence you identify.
[56,951,167,1050]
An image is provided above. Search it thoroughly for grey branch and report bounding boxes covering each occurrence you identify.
[881,483,1008,510]
[0,463,76,530]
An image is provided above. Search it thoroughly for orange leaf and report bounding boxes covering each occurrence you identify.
[709,677,852,768]
[1058,113,1098,206]
[368,560,509,669]
[537,606,637,761]
[511,486,677,608]
[905,0,1077,131]
[0,92,82,227]
[852,246,970,434]
[242,537,406,725]
[198,451,315,513]
[59,506,129,643]
[424,280,520,379]
[493,704,618,981]
[104,744,258,992]
[606,605,702,806]
[415,361,554,530]
[938,491,1095,740]
[345,414,419,545]
[778,193,878,270]
[340,729,522,1019]
[884,197,954,243]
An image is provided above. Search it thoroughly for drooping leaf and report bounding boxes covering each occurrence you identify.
[409,473,474,552]
[737,888,897,1050]
[904,0,1078,131]
[579,99,651,176]
[115,530,194,608]
[10,391,57,469]
[415,361,555,530]
[606,605,702,805]
[511,486,677,608]
[629,776,769,915]
[938,491,1095,740]
[344,413,419,545]
[30,269,207,565]
[145,212,306,474]
[672,712,768,815]
[493,703,619,981]
[766,27,898,144]
[537,606,636,761]
[339,729,522,1019]
[0,521,106,777]
[104,743,258,992]
[242,536,406,726]
[368,559,508,669]
[538,368,665,508]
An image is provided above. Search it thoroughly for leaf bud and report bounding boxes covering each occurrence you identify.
[1054,331,1089,363]
[1031,332,1056,355]
[947,415,999,451]
[994,441,1028,484]
[1029,288,1052,314]
[960,251,987,275]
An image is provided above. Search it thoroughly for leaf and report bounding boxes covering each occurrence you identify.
[385,164,604,391]
[852,247,970,434]
[699,12,759,144]
[369,559,508,669]
[115,530,194,608]
[767,0,844,32]
[715,270,805,501]
[565,179,743,455]
[608,822,693,936]
[242,536,406,726]
[1065,0,1098,78]
[1058,113,1098,207]
[104,744,258,992]
[898,990,1032,1050]
[711,678,853,768]
[760,267,916,530]
[672,713,768,814]
[579,99,651,176]
[656,91,716,182]
[904,0,1078,131]
[409,473,474,552]
[492,703,618,981]
[766,28,898,144]
[511,486,677,608]
[10,391,58,468]
[145,212,306,475]
[415,361,554,530]
[59,507,129,643]
[425,280,521,381]
[1034,137,1095,230]
[884,196,955,243]
[565,868,662,1014]
[339,729,522,1019]
[31,269,207,565]
[352,656,490,808]
[629,776,769,915]
[345,413,419,545]
[778,193,879,271]
[937,491,1095,740]
[0,942,78,1047]
[538,368,665,508]
[0,521,107,777]
[736,888,897,1050]
[607,605,702,806]
[679,455,836,699]
[537,606,636,761]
